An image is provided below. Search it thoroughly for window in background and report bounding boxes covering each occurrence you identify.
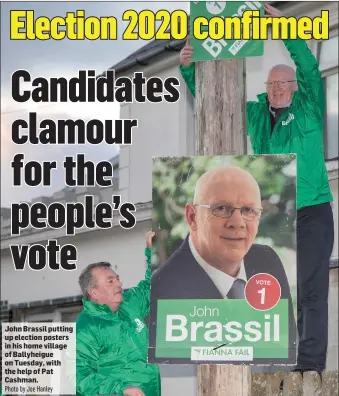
[24,312,56,322]
[319,35,338,71]
[61,308,82,322]
[324,72,338,160]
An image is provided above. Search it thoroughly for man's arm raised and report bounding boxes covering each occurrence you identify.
[123,231,155,318]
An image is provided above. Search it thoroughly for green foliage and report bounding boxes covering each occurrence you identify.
[152,155,296,261]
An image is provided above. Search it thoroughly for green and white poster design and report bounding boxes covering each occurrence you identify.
[190,1,264,61]
[156,299,289,360]
[148,155,297,365]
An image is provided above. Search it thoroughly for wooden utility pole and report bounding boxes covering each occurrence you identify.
[195,59,247,156]
[195,58,251,395]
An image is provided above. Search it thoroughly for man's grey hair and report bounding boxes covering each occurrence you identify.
[78,262,111,300]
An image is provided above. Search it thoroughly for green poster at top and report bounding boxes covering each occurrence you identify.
[190,1,264,62]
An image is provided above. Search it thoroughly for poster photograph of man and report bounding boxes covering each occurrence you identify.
[148,155,297,366]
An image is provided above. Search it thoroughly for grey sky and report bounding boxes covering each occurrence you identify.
[1,1,188,207]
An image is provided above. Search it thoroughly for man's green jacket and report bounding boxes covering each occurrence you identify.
[76,248,160,396]
[179,38,333,210]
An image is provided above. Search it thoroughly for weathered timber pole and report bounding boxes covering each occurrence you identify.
[195,59,247,156]
[195,58,251,396]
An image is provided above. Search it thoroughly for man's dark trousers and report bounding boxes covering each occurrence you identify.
[296,202,334,371]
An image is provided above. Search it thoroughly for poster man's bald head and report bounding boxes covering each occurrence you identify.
[186,166,262,277]
[193,166,261,205]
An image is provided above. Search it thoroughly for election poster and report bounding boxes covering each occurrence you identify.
[148,155,297,365]
[190,1,264,61]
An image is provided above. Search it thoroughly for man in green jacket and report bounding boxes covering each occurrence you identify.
[76,231,160,396]
[179,3,334,377]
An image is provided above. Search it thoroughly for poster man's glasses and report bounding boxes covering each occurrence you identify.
[194,204,263,221]
[265,80,296,87]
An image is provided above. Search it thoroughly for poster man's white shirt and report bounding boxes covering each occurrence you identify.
[188,236,247,298]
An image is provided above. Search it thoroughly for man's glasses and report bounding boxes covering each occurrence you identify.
[195,203,263,221]
[265,80,296,87]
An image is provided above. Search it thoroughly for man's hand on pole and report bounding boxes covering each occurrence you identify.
[146,231,155,249]
[180,36,193,67]
[123,386,145,396]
